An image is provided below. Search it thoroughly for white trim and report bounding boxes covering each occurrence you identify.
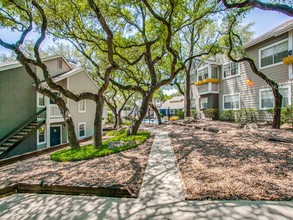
[288,30,293,79]
[78,122,86,139]
[78,100,86,113]
[223,93,241,110]
[259,38,288,69]
[37,126,46,145]
[222,62,240,80]
[199,91,219,95]
[259,85,292,110]
[37,92,46,108]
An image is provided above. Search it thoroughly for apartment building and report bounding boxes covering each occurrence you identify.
[191,19,293,120]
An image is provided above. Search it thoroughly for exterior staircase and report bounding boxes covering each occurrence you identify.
[0,108,46,159]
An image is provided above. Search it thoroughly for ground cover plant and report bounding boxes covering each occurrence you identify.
[51,131,150,162]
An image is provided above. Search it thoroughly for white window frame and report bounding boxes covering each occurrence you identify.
[200,97,208,109]
[223,93,241,110]
[78,122,86,139]
[259,85,291,110]
[37,126,46,145]
[197,66,209,81]
[78,100,86,113]
[259,39,288,69]
[37,92,46,107]
[222,62,240,80]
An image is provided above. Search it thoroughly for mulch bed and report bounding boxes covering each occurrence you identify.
[0,134,154,197]
[167,122,293,200]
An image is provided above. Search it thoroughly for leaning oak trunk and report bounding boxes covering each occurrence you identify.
[113,111,118,129]
[127,95,152,135]
[272,90,282,129]
[149,103,162,125]
[93,96,104,149]
[117,111,123,127]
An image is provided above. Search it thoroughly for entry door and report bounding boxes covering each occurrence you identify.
[50,126,61,146]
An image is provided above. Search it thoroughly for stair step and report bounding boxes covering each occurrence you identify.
[8,138,19,142]
[18,132,28,135]
[13,135,23,139]
[0,147,8,151]
[2,143,13,147]
[26,126,36,129]
[22,129,31,132]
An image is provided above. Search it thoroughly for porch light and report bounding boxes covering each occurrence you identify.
[246,78,253,86]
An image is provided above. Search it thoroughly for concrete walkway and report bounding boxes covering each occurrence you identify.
[0,130,293,219]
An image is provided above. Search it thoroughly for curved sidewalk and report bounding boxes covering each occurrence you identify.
[0,129,292,219]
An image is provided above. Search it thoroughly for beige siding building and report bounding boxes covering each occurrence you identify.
[191,20,293,120]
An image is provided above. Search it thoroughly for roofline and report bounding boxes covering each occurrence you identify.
[244,19,293,49]
[0,54,73,72]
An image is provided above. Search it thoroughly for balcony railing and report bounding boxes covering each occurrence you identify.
[194,78,219,86]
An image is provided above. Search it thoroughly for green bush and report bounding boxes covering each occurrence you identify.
[221,110,239,122]
[241,108,257,122]
[177,109,184,119]
[190,109,199,119]
[267,106,293,125]
[203,108,218,120]
[50,131,150,162]
[106,128,127,136]
[106,112,114,124]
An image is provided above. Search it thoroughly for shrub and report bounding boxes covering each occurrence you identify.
[281,106,293,125]
[190,109,199,119]
[106,112,114,124]
[221,110,239,122]
[106,128,127,136]
[203,108,218,120]
[241,108,257,122]
[177,109,184,119]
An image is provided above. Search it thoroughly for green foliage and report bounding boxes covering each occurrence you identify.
[50,131,150,162]
[177,109,184,119]
[281,106,293,125]
[203,108,218,120]
[123,120,132,126]
[106,112,114,124]
[190,109,199,119]
[106,128,127,136]
[221,110,239,122]
[240,108,257,122]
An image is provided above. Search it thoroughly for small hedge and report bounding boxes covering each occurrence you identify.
[50,131,150,162]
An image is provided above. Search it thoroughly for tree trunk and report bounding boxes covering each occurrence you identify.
[117,110,123,126]
[127,94,151,135]
[272,90,282,129]
[149,103,162,125]
[113,112,118,129]
[93,95,104,149]
[184,68,191,118]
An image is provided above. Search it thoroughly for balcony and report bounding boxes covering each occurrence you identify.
[194,78,219,86]
[283,56,293,65]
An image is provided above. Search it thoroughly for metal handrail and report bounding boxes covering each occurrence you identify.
[0,108,46,144]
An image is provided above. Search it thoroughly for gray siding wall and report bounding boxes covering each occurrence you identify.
[36,58,72,79]
[0,66,38,157]
[219,33,291,120]
[68,71,98,139]
[0,66,37,136]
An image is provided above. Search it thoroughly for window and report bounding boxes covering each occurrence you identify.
[200,97,208,109]
[197,67,208,81]
[58,59,63,69]
[37,126,46,145]
[260,40,288,68]
[222,62,239,79]
[259,87,291,110]
[37,93,45,107]
[223,94,240,110]
[78,100,86,113]
[78,123,86,138]
[211,67,218,79]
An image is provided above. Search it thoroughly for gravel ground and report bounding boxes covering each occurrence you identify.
[0,135,154,196]
[166,121,293,200]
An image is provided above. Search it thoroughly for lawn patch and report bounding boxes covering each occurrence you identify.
[50,131,150,162]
